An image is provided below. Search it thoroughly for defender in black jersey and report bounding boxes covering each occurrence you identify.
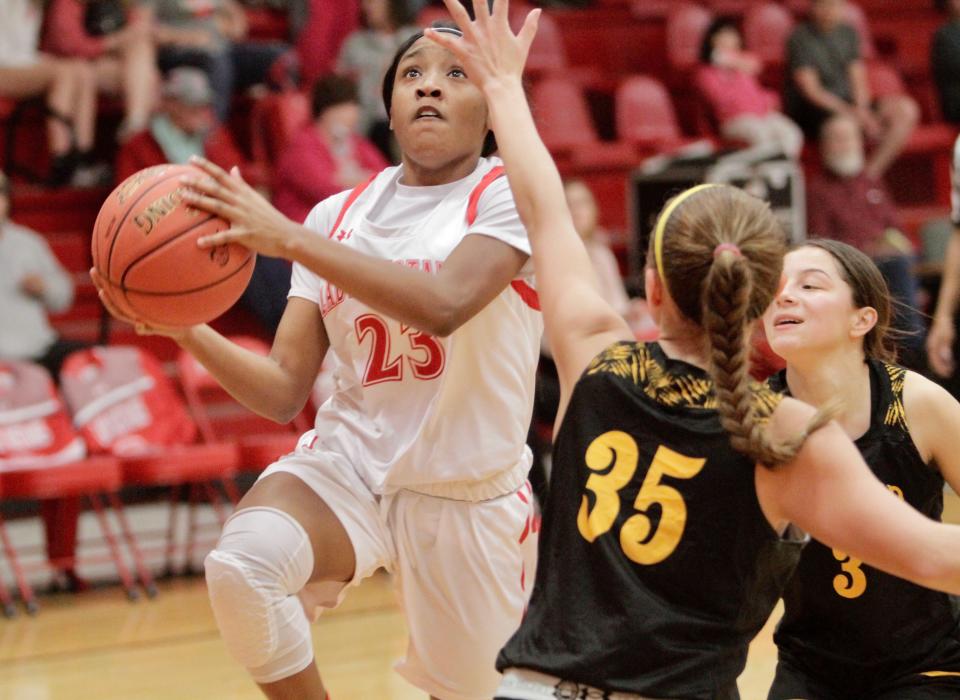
[427,6,960,699]
[497,340,804,699]
[764,240,960,700]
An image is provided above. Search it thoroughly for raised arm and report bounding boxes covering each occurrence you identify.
[757,397,960,594]
[426,0,632,421]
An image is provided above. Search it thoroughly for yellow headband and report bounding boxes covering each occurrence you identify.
[653,183,721,286]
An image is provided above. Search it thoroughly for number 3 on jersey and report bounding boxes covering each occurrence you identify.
[577,431,706,565]
[355,314,445,386]
[832,484,904,599]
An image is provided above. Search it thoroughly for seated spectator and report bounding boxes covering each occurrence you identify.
[43,0,160,142]
[0,170,86,376]
[115,68,266,187]
[146,0,296,120]
[248,75,386,333]
[696,17,803,159]
[0,0,103,186]
[785,0,918,179]
[564,179,654,337]
[337,0,419,159]
[933,0,960,123]
[807,114,924,363]
[273,75,388,223]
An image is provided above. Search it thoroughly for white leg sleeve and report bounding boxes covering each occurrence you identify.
[204,506,315,684]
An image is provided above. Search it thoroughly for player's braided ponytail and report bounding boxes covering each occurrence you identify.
[652,185,830,467]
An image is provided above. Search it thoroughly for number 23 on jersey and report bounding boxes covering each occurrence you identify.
[577,430,706,565]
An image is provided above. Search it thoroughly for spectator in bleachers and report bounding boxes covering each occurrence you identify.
[564,178,652,336]
[0,0,104,187]
[146,0,296,120]
[115,67,266,187]
[249,76,386,333]
[0,170,87,378]
[43,0,160,143]
[933,0,960,123]
[927,133,960,385]
[785,0,918,179]
[337,0,419,159]
[696,17,803,159]
[273,75,388,224]
[807,113,923,363]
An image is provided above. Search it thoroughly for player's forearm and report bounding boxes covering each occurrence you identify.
[177,325,310,423]
[284,223,462,337]
[933,229,960,323]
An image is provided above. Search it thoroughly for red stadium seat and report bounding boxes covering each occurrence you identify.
[177,336,310,474]
[743,2,795,67]
[866,60,906,98]
[665,2,713,75]
[531,78,636,167]
[616,75,698,152]
[2,455,155,608]
[532,78,598,151]
[629,0,674,19]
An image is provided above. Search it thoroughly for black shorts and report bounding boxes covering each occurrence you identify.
[769,652,960,700]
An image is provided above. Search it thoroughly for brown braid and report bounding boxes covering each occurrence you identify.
[650,185,832,467]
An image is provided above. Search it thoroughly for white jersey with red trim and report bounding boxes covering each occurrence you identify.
[289,157,542,497]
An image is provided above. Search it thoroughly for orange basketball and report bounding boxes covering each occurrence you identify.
[91,164,255,327]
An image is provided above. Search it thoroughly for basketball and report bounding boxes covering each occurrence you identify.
[91,163,255,327]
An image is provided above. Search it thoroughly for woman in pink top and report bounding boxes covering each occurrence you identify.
[44,0,159,141]
[272,74,388,225]
[696,16,803,159]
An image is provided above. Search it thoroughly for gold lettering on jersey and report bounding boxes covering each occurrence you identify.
[318,259,442,318]
[620,446,706,565]
[832,484,905,599]
[132,188,184,235]
[577,431,706,565]
[578,431,638,542]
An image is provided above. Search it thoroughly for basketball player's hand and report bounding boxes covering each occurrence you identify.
[181,156,301,259]
[426,0,540,92]
[927,315,956,377]
[89,268,192,340]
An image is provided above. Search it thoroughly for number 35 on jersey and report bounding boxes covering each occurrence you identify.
[577,430,706,565]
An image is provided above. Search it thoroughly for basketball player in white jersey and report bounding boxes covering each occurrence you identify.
[93,23,542,700]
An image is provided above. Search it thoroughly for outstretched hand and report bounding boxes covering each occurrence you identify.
[425,0,539,93]
[180,156,304,259]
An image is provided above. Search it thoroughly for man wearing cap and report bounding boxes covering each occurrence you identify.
[115,67,265,186]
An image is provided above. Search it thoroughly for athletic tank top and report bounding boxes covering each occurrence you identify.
[290,158,543,499]
[771,360,960,686]
[497,341,801,699]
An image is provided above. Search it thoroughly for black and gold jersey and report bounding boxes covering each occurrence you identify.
[771,360,960,694]
[497,341,802,700]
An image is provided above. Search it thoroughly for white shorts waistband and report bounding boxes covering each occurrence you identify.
[496,668,669,700]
